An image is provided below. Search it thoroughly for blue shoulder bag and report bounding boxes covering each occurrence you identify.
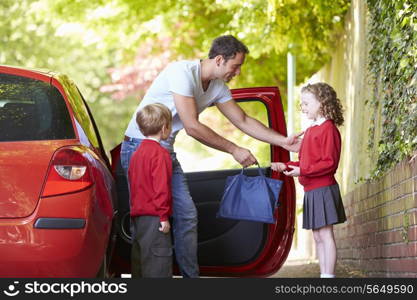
[217,166,283,224]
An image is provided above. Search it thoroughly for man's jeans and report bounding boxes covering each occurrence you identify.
[121,138,199,278]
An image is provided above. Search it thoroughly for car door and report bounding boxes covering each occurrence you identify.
[109,86,295,277]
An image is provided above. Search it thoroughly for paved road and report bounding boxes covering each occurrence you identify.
[271,260,366,278]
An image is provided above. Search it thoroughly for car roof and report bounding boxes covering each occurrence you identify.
[0,64,59,79]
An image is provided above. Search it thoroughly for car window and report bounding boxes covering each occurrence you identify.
[78,88,110,167]
[175,100,271,172]
[55,74,100,149]
[0,73,75,142]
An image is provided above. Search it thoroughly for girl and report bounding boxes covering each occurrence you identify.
[272,82,346,278]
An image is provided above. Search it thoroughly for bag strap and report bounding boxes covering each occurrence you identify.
[241,162,265,178]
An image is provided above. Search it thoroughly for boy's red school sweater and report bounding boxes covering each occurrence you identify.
[286,119,341,192]
[128,139,172,221]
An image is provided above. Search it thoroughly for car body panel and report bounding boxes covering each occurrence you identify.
[0,140,77,218]
[0,189,97,277]
[194,87,295,276]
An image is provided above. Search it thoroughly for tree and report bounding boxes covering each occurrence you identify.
[0,0,126,152]
[48,0,350,93]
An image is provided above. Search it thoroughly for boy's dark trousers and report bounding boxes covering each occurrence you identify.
[131,216,173,278]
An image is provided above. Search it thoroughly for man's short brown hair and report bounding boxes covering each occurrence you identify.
[136,103,172,136]
[208,35,249,62]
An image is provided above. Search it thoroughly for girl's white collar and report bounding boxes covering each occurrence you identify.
[311,117,327,126]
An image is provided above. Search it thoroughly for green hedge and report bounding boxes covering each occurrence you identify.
[366,0,417,180]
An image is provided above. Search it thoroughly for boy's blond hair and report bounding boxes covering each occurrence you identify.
[136,103,172,136]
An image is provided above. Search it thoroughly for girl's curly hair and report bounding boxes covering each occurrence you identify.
[301,82,344,126]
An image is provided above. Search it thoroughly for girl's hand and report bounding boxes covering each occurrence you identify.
[283,165,300,177]
[159,221,171,234]
[271,162,287,172]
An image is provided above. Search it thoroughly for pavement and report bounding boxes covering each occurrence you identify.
[271,260,366,278]
[123,259,367,278]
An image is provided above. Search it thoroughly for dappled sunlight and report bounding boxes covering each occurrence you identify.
[56,23,101,46]
[88,3,122,20]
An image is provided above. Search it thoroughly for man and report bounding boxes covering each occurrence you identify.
[121,35,299,277]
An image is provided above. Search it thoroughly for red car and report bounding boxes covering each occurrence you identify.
[0,65,117,277]
[109,87,296,277]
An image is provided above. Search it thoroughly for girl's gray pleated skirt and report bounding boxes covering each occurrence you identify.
[303,183,346,230]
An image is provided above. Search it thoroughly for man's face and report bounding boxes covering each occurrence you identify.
[218,52,245,82]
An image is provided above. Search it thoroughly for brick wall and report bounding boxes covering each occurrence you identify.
[335,158,417,277]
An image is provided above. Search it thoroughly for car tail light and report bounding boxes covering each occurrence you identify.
[41,147,93,197]
[54,165,87,180]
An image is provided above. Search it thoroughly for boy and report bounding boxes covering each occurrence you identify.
[128,103,173,278]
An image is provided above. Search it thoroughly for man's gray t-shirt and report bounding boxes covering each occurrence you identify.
[125,59,232,151]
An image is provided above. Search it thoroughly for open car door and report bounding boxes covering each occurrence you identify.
[109,86,296,277]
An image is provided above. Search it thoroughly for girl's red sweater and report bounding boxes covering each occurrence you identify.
[286,120,341,192]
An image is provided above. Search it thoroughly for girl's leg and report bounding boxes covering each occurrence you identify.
[319,225,337,276]
[312,229,325,274]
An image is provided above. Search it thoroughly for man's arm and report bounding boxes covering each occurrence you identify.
[173,93,257,167]
[216,99,301,152]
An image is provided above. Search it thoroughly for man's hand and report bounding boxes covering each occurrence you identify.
[159,221,171,234]
[231,146,257,168]
[282,131,304,152]
[271,162,287,172]
[283,165,301,177]
[287,131,304,144]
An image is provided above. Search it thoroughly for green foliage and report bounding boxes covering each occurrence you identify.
[366,0,417,179]
[48,0,350,86]
[46,0,350,157]
[1,0,351,158]
[0,0,127,153]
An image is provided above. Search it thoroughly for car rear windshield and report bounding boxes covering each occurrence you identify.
[0,73,75,142]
